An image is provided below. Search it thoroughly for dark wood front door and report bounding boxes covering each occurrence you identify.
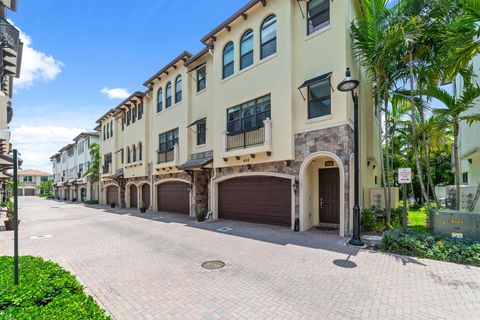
[318,168,340,224]
[218,176,292,227]
[142,184,151,208]
[157,182,190,214]
[130,185,138,209]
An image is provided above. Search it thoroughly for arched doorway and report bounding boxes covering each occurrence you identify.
[141,184,151,209]
[106,185,119,206]
[156,181,189,214]
[80,188,87,202]
[300,152,347,236]
[129,184,138,209]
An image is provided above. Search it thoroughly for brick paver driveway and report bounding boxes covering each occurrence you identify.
[1,197,479,319]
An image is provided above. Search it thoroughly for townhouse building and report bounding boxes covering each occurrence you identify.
[454,54,480,210]
[96,0,379,236]
[51,132,99,202]
[0,0,23,180]
[18,169,51,196]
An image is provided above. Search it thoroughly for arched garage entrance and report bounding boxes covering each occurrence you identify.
[156,181,190,214]
[106,185,119,206]
[141,184,151,209]
[129,184,138,209]
[218,175,293,227]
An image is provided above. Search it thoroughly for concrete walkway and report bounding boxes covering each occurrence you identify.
[1,197,479,319]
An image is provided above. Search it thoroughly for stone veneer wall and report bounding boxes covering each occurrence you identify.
[215,124,353,234]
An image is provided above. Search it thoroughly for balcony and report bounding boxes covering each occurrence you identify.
[102,164,111,175]
[222,118,272,156]
[156,144,179,166]
[0,16,22,78]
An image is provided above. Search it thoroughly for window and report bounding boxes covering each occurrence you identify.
[132,106,137,123]
[78,164,83,177]
[104,153,112,167]
[166,82,172,108]
[132,145,137,162]
[127,110,131,125]
[126,146,131,163]
[77,141,85,154]
[138,142,142,161]
[103,126,106,141]
[41,176,49,182]
[110,120,113,137]
[240,30,254,70]
[227,95,271,133]
[23,176,32,182]
[261,15,277,59]
[463,172,468,184]
[223,42,234,79]
[138,102,143,120]
[106,123,109,139]
[157,88,163,112]
[197,119,206,145]
[307,0,330,35]
[197,66,206,92]
[175,76,182,103]
[122,117,125,131]
[159,129,179,151]
[308,79,331,119]
[121,149,124,164]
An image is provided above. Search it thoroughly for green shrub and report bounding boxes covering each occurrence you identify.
[381,228,480,266]
[84,200,99,205]
[0,256,110,319]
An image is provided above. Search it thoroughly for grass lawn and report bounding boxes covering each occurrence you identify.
[408,208,429,232]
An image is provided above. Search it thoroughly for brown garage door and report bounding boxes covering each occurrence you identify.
[106,185,118,205]
[142,184,151,208]
[157,182,189,214]
[130,185,138,208]
[24,189,35,196]
[219,176,292,227]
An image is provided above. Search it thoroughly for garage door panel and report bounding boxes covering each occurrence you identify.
[106,186,118,205]
[157,182,189,214]
[219,176,291,227]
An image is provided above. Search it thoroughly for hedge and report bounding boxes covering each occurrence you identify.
[0,256,110,319]
[381,228,480,266]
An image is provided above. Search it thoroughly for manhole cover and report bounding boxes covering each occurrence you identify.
[202,260,225,270]
[50,206,60,209]
[216,227,232,233]
[30,235,52,240]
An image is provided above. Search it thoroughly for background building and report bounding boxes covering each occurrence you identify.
[18,169,51,196]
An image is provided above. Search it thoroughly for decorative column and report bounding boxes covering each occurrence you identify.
[222,131,228,152]
[263,118,272,146]
[174,143,179,166]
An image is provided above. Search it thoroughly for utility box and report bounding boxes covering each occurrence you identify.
[368,187,400,209]
[431,210,480,241]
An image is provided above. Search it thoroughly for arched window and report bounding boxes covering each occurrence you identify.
[138,142,142,161]
[132,145,137,162]
[261,15,277,59]
[175,76,182,103]
[157,88,163,112]
[126,146,131,163]
[223,42,234,79]
[240,30,254,70]
[166,82,172,108]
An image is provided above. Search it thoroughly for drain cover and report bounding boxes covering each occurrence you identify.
[202,260,225,270]
[30,235,52,240]
[216,227,232,233]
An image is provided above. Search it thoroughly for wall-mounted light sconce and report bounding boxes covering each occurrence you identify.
[292,180,299,193]
[187,185,193,192]
[468,159,473,164]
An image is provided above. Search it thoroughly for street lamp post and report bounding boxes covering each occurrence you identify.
[337,68,364,247]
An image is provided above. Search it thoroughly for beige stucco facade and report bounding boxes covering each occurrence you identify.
[96,0,379,236]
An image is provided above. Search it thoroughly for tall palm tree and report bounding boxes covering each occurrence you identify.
[425,84,480,209]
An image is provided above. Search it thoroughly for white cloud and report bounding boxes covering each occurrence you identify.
[11,21,64,89]
[100,87,130,100]
[11,125,86,172]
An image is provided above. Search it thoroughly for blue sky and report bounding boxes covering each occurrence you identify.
[10,0,246,172]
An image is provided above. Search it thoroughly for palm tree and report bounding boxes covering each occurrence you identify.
[425,83,480,209]
[83,143,100,179]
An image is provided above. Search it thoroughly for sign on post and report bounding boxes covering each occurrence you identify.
[398,168,412,184]
[398,168,412,228]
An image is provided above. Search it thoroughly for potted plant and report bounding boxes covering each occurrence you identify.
[110,202,116,208]
[196,206,206,222]
[139,202,147,213]
[3,201,18,231]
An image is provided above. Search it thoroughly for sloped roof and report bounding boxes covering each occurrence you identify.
[19,169,52,176]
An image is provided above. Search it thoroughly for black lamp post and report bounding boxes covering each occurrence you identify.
[337,68,364,247]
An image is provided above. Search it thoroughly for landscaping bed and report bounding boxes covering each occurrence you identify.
[381,228,480,266]
[0,256,110,319]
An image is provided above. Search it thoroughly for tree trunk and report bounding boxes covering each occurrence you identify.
[375,74,388,215]
[469,181,480,212]
[453,124,461,210]
[409,49,430,209]
[384,96,392,221]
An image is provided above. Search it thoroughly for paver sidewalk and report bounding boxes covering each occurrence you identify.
[1,197,479,320]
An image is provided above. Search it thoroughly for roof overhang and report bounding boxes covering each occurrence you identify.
[143,51,192,87]
[179,157,213,171]
[185,47,210,68]
[461,147,480,160]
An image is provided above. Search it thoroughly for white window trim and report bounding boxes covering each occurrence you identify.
[220,53,277,85]
[305,24,332,41]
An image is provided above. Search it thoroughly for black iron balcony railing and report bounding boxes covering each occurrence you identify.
[226,127,265,151]
[0,17,20,52]
[157,149,174,164]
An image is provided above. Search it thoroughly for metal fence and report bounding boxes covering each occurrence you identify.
[226,127,265,151]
